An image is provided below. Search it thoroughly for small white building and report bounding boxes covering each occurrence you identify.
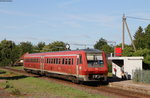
[108,57,143,79]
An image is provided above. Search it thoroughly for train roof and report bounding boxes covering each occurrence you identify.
[25,49,102,57]
[79,49,102,53]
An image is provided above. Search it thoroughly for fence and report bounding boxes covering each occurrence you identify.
[133,69,150,84]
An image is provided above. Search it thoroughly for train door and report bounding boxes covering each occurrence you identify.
[76,54,82,78]
[40,56,44,74]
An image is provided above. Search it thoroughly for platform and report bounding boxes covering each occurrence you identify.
[109,80,150,95]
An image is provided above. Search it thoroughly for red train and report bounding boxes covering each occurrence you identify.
[23,49,108,83]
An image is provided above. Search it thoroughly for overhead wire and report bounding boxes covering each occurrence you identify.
[126,16,150,21]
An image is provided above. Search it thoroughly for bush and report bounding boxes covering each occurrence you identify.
[4,81,13,89]
[133,69,150,84]
[133,49,150,69]
[11,89,21,95]
[108,64,112,72]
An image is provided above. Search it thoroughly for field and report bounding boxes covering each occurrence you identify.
[0,68,106,97]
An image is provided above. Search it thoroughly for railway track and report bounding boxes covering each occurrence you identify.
[1,67,150,98]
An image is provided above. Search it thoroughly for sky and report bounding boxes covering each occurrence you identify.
[0,0,150,49]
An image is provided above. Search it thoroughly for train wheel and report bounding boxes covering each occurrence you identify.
[24,69,31,73]
[101,80,109,85]
[72,77,80,84]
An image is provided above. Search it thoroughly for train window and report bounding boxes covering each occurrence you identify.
[56,58,58,64]
[62,58,65,64]
[52,58,54,64]
[54,58,55,64]
[79,55,82,64]
[48,58,49,63]
[49,58,51,64]
[71,58,74,65]
[77,55,82,65]
[50,58,51,64]
[46,58,47,63]
[46,58,48,63]
[68,58,71,65]
[65,58,68,65]
[58,58,61,64]
[50,58,52,64]
[87,54,104,67]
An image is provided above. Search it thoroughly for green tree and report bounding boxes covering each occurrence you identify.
[0,39,20,66]
[94,38,113,54]
[133,49,150,69]
[122,46,134,56]
[144,24,150,49]
[41,41,66,52]
[19,41,33,55]
[101,44,113,54]
[33,42,45,53]
[134,26,145,49]
[94,38,107,50]
[37,42,45,50]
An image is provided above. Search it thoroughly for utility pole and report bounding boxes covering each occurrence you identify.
[122,14,136,52]
[122,14,125,50]
[124,20,136,51]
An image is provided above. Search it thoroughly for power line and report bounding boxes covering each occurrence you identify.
[70,43,93,46]
[126,16,150,21]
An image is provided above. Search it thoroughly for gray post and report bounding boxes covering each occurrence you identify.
[122,14,125,50]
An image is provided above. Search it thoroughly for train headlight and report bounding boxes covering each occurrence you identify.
[79,66,82,70]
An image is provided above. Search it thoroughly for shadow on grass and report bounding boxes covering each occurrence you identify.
[0,75,28,80]
[0,71,6,74]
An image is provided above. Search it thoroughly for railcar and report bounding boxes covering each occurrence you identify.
[23,49,108,83]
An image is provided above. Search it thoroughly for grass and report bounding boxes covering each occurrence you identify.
[12,66,23,70]
[0,68,107,97]
[0,70,18,77]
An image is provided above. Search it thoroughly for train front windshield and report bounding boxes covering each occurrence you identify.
[87,53,104,67]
